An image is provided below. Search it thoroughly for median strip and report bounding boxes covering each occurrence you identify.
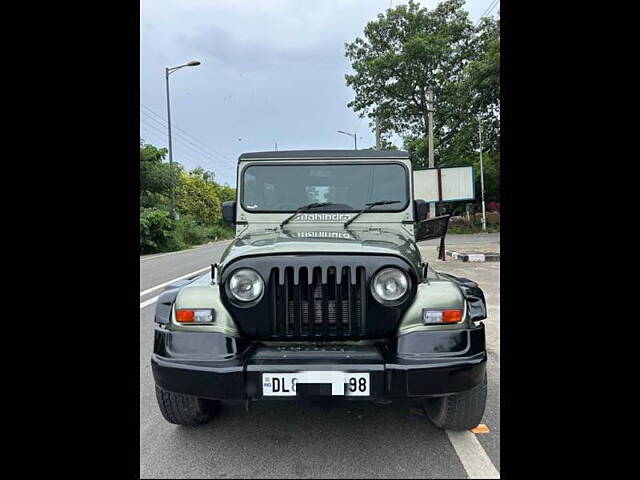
[140,266,211,297]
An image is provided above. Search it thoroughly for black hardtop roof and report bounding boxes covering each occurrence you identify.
[238,149,410,162]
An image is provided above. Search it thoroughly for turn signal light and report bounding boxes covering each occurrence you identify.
[175,309,214,323]
[176,309,195,322]
[443,309,463,323]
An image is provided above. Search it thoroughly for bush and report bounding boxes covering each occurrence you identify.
[140,143,237,254]
[140,208,178,254]
[174,216,236,248]
[174,215,207,246]
[202,222,236,241]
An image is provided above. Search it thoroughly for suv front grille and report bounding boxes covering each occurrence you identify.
[271,266,366,338]
[220,255,415,341]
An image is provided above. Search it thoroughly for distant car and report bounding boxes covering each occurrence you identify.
[151,150,488,430]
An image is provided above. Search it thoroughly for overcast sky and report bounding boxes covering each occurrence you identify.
[140,0,499,186]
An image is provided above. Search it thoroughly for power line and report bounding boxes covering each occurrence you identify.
[139,109,236,175]
[140,124,210,167]
[140,121,236,175]
[476,0,499,26]
[140,112,222,161]
[478,0,498,19]
[141,105,218,156]
[140,103,232,162]
[140,118,236,173]
[139,110,233,168]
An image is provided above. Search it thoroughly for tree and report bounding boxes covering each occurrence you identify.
[345,0,478,167]
[139,141,179,209]
[345,0,499,170]
[140,207,176,254]
[175,168,222,226]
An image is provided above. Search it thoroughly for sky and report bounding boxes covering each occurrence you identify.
[140,0,499,186]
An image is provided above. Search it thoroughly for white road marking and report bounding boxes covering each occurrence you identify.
[140,295,159,310]
[139,266,211,297]
[446,430,500,478]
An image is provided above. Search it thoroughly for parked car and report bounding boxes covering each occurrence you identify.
[151,150,488,430]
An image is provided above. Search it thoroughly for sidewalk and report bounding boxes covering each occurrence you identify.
[418,233,500,263]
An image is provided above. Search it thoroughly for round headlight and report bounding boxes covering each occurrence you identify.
[228,268,264,302]
[371,267,410,304]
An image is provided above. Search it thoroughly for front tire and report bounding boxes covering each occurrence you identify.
[424,373,487,430]
[155,385,220,426]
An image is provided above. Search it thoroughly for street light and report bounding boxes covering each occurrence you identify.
[337,130,357,150]
[165,60,201,219]
[478,115,487,231]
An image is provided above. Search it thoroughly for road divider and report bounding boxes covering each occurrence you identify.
[140,266,211,297]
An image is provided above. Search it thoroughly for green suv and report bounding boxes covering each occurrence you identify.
[151,150,488,430]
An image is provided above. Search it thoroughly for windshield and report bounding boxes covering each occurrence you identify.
[241,163,408,212]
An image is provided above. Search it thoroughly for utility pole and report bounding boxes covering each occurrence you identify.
[375,116,381,150]
[165,60,201,220]
[275,142,278,151]
[427,88,436,218]
[165,68,175,218]
[479,116,487,230]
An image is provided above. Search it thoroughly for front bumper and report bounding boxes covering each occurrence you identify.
[151,324,486,401]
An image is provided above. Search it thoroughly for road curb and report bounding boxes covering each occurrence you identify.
[445,250,500,262]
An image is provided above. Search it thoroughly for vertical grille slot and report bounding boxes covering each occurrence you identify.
[271,264,365,339]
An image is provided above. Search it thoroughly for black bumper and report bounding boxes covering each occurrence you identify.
[151,324,486,401]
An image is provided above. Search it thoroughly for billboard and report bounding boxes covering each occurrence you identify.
[413,166,475,203]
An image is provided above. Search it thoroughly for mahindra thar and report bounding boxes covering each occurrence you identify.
[151,150,488,430]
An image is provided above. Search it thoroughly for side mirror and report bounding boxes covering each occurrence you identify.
[222,201,236,226]
[413,199,428,221]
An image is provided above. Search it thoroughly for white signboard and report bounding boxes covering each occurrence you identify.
[413,166,475,202]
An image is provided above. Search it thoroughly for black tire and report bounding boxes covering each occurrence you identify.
[424,373,487,430]
[155,385,220,426]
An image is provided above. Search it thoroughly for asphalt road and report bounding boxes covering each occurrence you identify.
[140,235,500,478]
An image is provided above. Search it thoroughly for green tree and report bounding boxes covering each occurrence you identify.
[175,168,222,226]
[139,141,180,209]
[140,207,178,254]
[345,0,499,170]
[140,141,238,254]
[345,0,477,166]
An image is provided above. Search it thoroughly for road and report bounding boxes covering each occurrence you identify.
[140,235,500,478]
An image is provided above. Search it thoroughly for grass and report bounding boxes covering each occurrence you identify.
[447,223,500,234]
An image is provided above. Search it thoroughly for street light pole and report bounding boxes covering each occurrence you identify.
[337,130,357,150]
[165,60,201,219]
[164,68,175,217]
[478,115,487,231]
[427,88,436,218]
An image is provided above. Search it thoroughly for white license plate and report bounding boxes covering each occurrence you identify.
[262,371,370,396]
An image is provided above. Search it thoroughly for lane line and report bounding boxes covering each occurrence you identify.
[446,430,500,478]
[140,266,211,297]
[140,295,159,310]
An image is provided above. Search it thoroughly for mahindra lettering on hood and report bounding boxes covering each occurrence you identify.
[152,150,488,431]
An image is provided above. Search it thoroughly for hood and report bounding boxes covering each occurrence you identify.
[219,224,422,273]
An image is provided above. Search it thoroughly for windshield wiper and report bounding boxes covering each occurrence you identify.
[280,202,335,228]
[343,200,401,228]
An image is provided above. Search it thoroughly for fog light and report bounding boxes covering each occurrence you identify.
[176,309,215,323]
